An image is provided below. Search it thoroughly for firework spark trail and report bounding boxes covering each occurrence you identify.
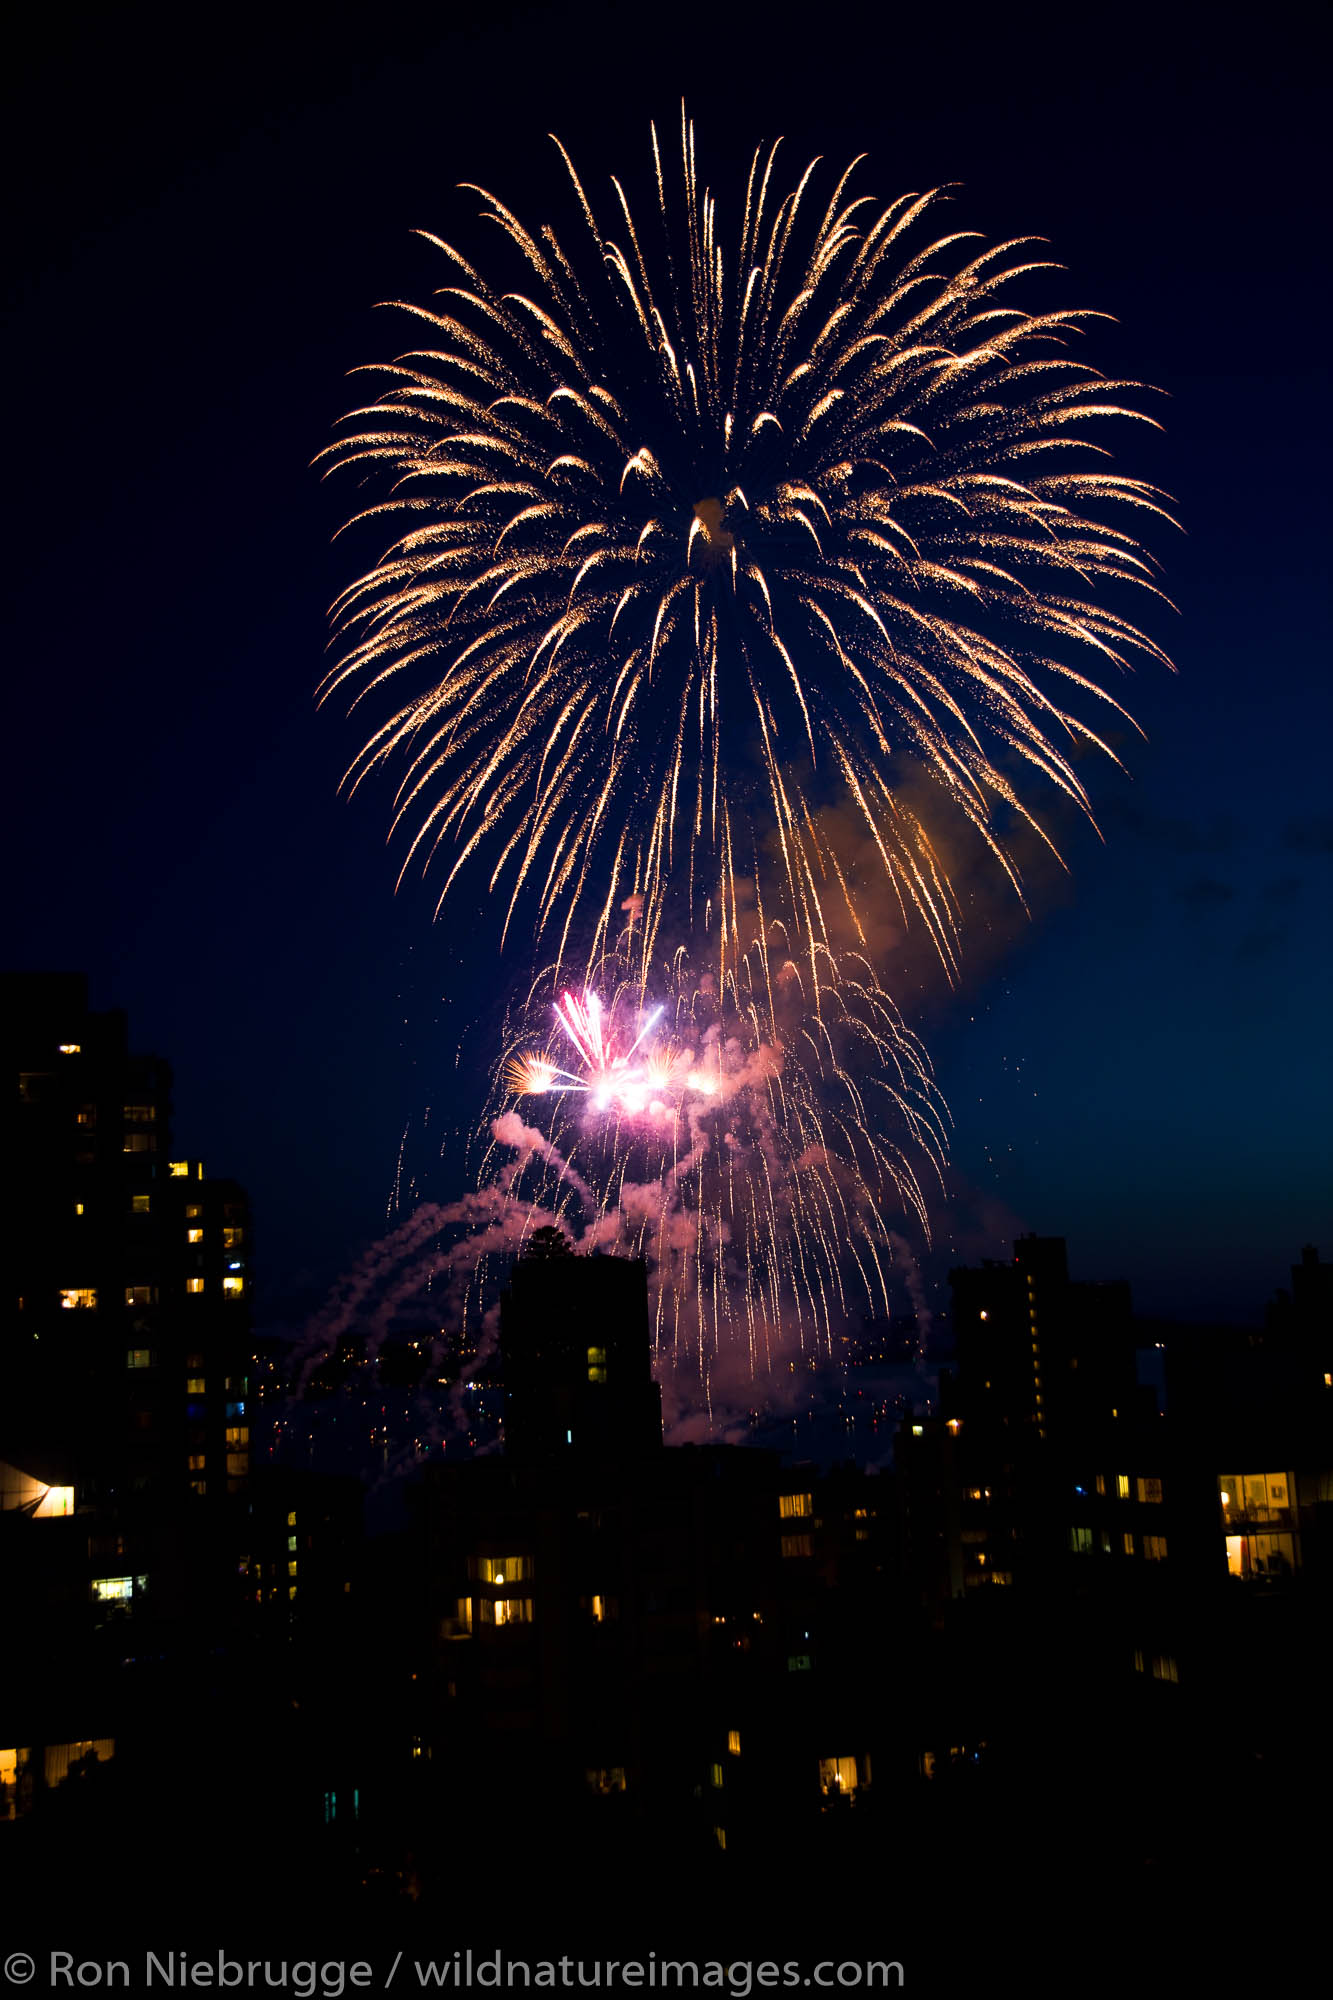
[320,112,1173,978]
[316,114,1173,1417]
[464,914,949,1407]
[287,1097,884,1465]
[293,1115,593,1390]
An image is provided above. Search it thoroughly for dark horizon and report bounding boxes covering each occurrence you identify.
[5,3,1328,1342]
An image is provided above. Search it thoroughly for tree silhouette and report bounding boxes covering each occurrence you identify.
[525,1225,574,1260]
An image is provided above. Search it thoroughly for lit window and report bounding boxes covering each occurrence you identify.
[710,1762,724,1788]
[76,1107,96,1127]
[585,1768,626,1794]
[224,1427,249,1447]
[1069,1526,1094,1553]
[1143,1536,1168,1561]
[781,1532,813,1558]
[911,1424,924,1436]
[33,1485,73,1518]
[186,1278,205,1294]
[587,1345,607,1364]
[588,1365,607,1383]
[1219,1471,1291,1522]
[288,1585,296,1600]
[467,1555,532,1583]
[1095,1474,1106,1495]
[1133,1648,1145,1673]
[186,1203,203,1219]
[43,1740,115,1788]
[727,1730,741,1757]
[187,1455,205,1471]
[440,1598,472,1639]
[58,1043,81,1055]
[222,1276,244,1299]
[787,1654,812,1673]
[123,1105,156,1123]
[187,1377,206,1394]
[126,1349,151,1370]
[287,1512,297,1528]
[222,1227,244,1249]
[92,1577,133,1603]
[1116,1474,1130,1500]
[168,1162,189,1178]
[187,1228,204,1245]
[1136,1476,1163,1505]
[123,1133,155,1154]
[225,1401,245,1419]
[287,1561,298,1578]
[131,1194,151,1214]
[818,1755,862,1796]
[287,1534,297,1552]
[590,1594,606,1622]
[714,1826,726,1851]
[476,1595,533,1627]
[190,1479,206,1496]
[59,1288,97,1311]
[1123,1532,1135,1555]
[74,1202,85,1217]
[779,1493,813,1519]
[124,1285,156,1307]
[979,1309,988,1321]
[227,1453,249,1477]
[1151,1654,1179,1683]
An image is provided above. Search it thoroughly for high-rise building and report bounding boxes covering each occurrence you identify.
[947,1232,1137,1441]
[500,1246,663,1458]
[2,972,255,1820]
[4,972,254,1514]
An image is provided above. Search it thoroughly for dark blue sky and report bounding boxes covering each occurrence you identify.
[5,3,1328,1330]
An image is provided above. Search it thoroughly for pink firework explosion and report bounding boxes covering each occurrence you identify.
[506,990,716,1120]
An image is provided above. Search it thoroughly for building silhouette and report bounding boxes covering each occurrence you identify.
[4,987,1329,1954]
[501,1240,663,1458]
[899,1232,1332,1884]
[2,973,254,1827]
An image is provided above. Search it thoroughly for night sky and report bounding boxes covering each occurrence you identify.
[6,4,1328,1337]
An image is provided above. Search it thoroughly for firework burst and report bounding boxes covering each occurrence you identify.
[317,115,1174,1414]
[471,911,948,1399]
[320,110,1173,978]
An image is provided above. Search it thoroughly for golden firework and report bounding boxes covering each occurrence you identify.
[320,111,1172,974]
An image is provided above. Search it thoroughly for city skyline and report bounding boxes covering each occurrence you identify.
[5,953,1327,1966]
